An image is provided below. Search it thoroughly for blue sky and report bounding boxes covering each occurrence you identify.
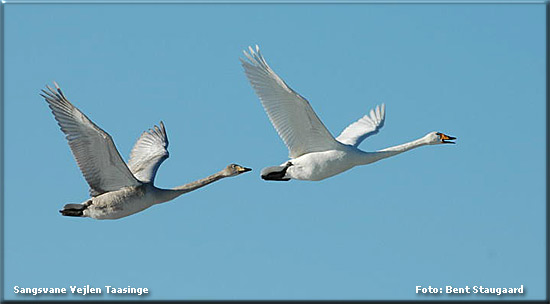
[2,2,546,301]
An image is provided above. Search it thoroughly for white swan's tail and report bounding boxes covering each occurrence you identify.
[260,162,292,181]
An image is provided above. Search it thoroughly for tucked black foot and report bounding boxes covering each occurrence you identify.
[261,172,291,181]
[59,202,89,217]
[260,162,292,181]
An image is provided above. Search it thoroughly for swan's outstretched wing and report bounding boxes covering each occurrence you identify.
[241,45,340,158]
[336,104,386,147]
[127,122,169,183]
[41,83,141,197]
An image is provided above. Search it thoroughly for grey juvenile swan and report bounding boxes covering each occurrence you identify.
[41,83,251,220]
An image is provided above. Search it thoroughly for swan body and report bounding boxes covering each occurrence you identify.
[41,83,251,220]
[79,185,150,220]
[241,45,455,181]
[268,149,356,181]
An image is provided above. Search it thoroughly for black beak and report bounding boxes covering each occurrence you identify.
[443,135,456,144]
[439,133,456,144]
[239,166,252,173]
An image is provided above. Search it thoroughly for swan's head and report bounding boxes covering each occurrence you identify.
[223,164,252,177]
[425,131,456,145]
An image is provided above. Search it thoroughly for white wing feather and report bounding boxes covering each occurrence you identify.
[241,45,340,158]
[336,104,386,147]
[41,83,141,197]
[127,122,169,183]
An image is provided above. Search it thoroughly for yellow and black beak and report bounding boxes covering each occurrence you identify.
[437,132,456,144]
[236,165,252,173]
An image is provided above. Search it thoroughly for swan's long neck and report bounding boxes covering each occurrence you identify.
[358,136,430,165]
[156,171,228,204]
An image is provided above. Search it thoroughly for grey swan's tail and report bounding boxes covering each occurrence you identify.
[260,162,292,181]
[59,201,90,217]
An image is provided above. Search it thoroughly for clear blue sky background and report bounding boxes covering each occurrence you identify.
[2,2,546,301]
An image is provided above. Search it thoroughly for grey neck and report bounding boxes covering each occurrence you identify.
[156,171,228,204]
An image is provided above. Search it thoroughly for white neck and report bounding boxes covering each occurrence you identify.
[358,136,430,165]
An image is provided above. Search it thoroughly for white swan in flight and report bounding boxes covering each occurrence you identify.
[41,83,251,219]
[241,45,455,181]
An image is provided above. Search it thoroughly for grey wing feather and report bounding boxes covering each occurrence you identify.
[127,122,169,183]
[336,104,386,147]
[41,83,141,197]
[241,45,340,158]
